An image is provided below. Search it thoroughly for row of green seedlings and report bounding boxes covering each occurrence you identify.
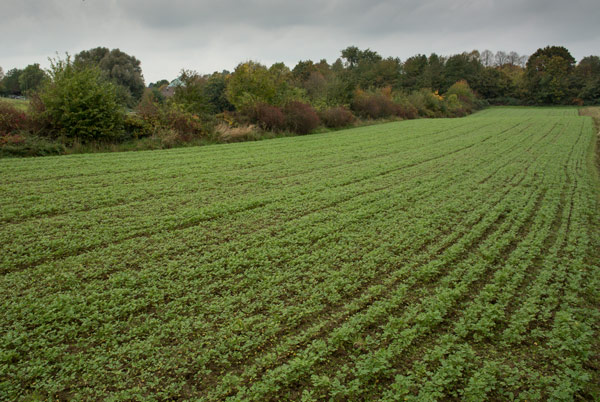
[0,119,540,398]
[220,116,576,398]
[0,117,494,222]
[1,118,508,270]
[0,143,504,400]
[300,169,548,402]
[396,160,568,401]
[204,125,558,400]
[197,130,540,396]
[380,120,596,401]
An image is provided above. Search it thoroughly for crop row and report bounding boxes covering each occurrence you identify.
[0,108,598,400]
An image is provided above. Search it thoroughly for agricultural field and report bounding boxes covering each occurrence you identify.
[1,107,599,401]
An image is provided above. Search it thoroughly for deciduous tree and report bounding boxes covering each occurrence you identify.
[74,47,145,107]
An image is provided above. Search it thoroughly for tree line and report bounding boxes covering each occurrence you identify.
[0,45,598,156]
[2,45,597,106]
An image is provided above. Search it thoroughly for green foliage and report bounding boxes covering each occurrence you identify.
[172,69,212,116]
[474,68,513,99]
[205,72,234,113]
[407,89,444,117]
[38,56,124,142]
[18,63,48,95]
[149,79,169,88]
[341,46,383,68]
[402,54,428,90]
[226,61,305,112]
[525,46,577,104]
[225,61,276,111]
[443,52,482,92]
[123,112,153,138]
[134,88,212,141]
[445,80,477,109]
[575,56,600,104]
[1,68,24,96]
[74,47,145,107]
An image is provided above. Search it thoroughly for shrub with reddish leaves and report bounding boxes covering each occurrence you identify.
[251,103,286,131]
[283,101,320,134]
[0,102,27,136]
[320,106,354,128]
[351,93,396,119]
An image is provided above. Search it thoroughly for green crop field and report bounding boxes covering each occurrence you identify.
[1,107,599,401]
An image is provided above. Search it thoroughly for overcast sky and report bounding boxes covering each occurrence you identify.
[1,0,599,83]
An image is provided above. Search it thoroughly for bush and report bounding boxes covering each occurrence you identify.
[407,89,445,117]
[37,56,124,143]
[390,95,419,119]
[445,94,468,117]
[250,103,286,131]
[351,92,396,119]
[445,80,477,110]
[124,113,153,139]
[283,101,320,134]
[136,89,162,123]
[320,106,354,128]
[134,90,212,141]
[0,101,27,136]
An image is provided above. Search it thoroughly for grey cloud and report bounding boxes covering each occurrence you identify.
[0,0,598,83]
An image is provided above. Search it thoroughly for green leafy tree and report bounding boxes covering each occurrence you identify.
[205,72,234,113]
[443,52,482,92]
[74,47,145,107]
[173,69,211,116]
[2,68,23,96]
[226,61,277,111]
[402,55,428,90]
[423,53,445,92]
[38,55,124,142]
[341,46,382,69]
[149,79,169,88]
[574,56,600,103]
[18,63,48,94]
[474,68,513,99]
[525,46,576,104]
[292,60,317,83]
[367,57,401,89]
[226,61,304,112]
